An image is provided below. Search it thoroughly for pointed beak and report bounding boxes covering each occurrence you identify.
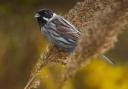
[34,13,40,18]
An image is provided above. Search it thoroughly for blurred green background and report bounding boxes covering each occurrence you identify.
[0,0,128,89]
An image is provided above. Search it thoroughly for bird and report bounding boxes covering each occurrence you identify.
[34,9,114,65]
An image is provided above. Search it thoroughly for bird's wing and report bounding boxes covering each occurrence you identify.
[52,16,80,41]
[41,16,80,50]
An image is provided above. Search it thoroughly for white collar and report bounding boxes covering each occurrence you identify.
[43,13,56,22]
[49,13,56,22]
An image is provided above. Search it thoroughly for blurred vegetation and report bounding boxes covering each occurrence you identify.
[38,58,128,89]
[0,0,128,89]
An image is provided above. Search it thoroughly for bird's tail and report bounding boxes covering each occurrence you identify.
[100,55,115,65]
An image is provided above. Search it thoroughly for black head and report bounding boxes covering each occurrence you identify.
[35,9,54,26]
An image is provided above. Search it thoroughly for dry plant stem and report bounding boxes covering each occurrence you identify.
[30,45,64,77]
[24,47,52,89]
[24,73,38,89]
[24,45,70,89]
[59,0,128,89]
[25,0,128,89]
[74,0,128,63]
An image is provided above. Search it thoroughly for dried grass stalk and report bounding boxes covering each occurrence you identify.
[59,0,128,88]
[72,0,128,63]
[24,0,128,89]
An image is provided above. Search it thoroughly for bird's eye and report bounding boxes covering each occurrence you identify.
[43,11,48,15]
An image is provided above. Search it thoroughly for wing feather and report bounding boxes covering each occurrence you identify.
[41,15,80,50]
[52,15,80,41]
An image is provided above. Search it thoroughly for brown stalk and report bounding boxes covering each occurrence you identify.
[24,0,128,89]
